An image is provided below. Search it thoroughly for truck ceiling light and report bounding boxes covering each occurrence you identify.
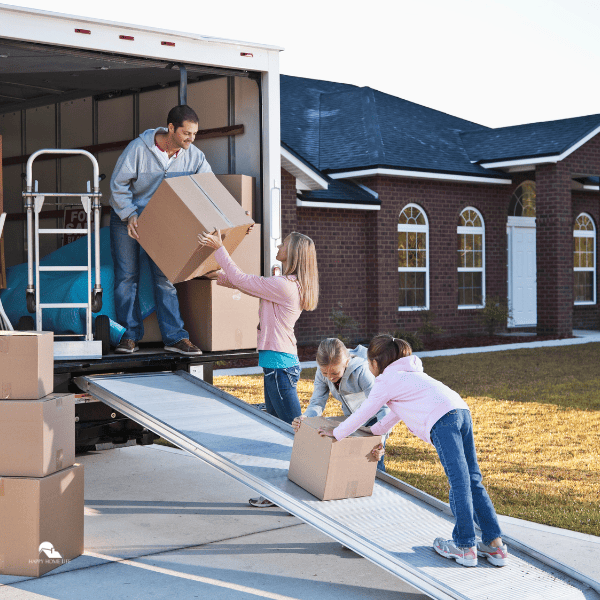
[240,52,253,57]
[75,29,91,34]
[120,35,134,41]
[161,41,176,47]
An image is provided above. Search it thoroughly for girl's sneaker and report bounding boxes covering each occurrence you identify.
[433,538,477,567]
[477,541,509,566]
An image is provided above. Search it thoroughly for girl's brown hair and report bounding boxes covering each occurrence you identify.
[367,334,412,375]
[315,338,350,368]
[284,232,319,311]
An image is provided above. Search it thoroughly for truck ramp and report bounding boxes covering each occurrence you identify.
[76,371,600,600]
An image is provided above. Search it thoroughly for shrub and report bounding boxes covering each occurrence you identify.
[330,302,359,346]
[479,296,513,336]
[392,329,424,352]
[417,309,444,340]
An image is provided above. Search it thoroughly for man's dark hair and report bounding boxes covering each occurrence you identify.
[167,105,199,130]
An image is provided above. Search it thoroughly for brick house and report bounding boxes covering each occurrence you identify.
[279,75,599,345]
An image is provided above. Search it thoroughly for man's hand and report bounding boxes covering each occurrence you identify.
[292,415,306,433]
[198,229,224,250]
[245,211,254,235]
[371,443,385,462]
[127,214,139,240]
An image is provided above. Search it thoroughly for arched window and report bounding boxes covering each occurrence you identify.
[398,204,428,310]
[457,208,485,307]
[509,181,536,217]
[574,213,596,304]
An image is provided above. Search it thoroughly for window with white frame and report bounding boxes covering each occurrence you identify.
[457,208,485,307]
[574,213,596,304]
[398,204,428,310]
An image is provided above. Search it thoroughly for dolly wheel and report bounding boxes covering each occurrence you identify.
[94,315,111,355]
[16,316,35,331]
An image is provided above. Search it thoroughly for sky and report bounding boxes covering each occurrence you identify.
[5,0,600,128]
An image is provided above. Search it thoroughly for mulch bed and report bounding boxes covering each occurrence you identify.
[213,334,573,371]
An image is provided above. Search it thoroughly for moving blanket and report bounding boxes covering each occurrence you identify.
[0,227,157,347]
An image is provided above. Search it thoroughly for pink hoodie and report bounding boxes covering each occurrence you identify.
[214,246,302,355]
[333,355,469,445]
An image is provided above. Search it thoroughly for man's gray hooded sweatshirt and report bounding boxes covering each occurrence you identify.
[304,345,390,426]
[109,127,212,221]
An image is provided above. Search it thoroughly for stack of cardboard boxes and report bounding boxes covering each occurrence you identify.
[0,331,84,577]
[138,173,261,351]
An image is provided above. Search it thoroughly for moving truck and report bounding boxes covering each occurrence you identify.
[0,3,283,450]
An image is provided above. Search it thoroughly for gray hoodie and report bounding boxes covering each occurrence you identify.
[109,127,212,221]
[304,345,390,424]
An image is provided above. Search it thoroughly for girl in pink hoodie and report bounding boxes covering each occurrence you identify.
[318,334,508,568]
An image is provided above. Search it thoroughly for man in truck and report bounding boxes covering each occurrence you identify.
[109,105,211,354]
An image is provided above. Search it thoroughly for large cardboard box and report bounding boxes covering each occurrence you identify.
[176,281,260,352]
[0,464,84,577]
[215,174,255,218]
[0,331,54,400]
[288,416,382,501]
[0,394,75,477]
[176,224,261,352]
[136,173,254,284]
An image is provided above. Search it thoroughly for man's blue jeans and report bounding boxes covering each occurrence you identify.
[430,408,502,548]
[263,365,302,424]
[110,210,188,345]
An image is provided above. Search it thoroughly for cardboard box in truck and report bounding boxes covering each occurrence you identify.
[0,464,84,577]
[0,331,54,400]
[136,173,254,284]
[176,224,261,351]
[287,416,382,501]
[215,174,255,218]
[0,394,75,477]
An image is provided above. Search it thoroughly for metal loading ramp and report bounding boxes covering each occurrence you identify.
[76,371,600,600]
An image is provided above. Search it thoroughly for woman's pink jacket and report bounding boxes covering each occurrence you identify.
[214,246,302,355]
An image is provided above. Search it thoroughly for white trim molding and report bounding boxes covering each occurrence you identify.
[329,167,511,185]
[281,147,329,191]
[296,199,380,210]
[479,124,600,170]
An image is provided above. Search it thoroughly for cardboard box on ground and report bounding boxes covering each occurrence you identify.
[136,173,254,284]
[288,416,382,501]
[0,331,54,399]
[0,394,75,477]
[0,464,84,577]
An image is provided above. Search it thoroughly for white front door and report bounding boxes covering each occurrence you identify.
[508,217,536,326]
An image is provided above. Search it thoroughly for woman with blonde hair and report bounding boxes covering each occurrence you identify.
[199,229,318,508]
[198,229,318,420]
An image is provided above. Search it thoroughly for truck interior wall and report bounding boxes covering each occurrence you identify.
[0,74,261,270]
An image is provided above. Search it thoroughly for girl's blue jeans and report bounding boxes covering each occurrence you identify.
[110,210,188,345]
[430,408,502,548]
[263,365,302,424]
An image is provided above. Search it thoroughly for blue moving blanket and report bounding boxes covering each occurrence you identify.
[0,227,158,347]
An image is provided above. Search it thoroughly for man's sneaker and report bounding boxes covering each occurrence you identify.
[433,538,477,567]
[477,541,509,567]
[115,338,139,353]
[164,339,202,355]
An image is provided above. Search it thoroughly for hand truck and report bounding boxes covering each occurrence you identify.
[23,149,105,360]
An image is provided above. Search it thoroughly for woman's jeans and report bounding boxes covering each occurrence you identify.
[430,408,502,548]
[263,365,302,424]
[365,416,386,472]
[110,210,188,345]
